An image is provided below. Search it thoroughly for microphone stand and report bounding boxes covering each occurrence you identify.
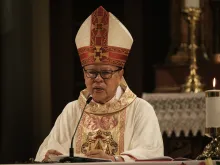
[59,97,111,163]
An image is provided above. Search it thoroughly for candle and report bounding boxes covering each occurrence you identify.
[206,78,220,128]
[185,0,200,8]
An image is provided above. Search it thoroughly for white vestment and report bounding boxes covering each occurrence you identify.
[35,85,164,162]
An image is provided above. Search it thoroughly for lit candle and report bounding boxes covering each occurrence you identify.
[185,0,200,8]
[206,78,220,129]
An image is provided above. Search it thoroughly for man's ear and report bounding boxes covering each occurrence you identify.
[119,69,124,79]
[83,69,86,80]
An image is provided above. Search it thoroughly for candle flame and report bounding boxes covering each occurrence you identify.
[213,78,216,88]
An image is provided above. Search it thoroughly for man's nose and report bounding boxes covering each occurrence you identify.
[94,73,103,81]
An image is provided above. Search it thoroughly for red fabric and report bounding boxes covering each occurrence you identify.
[77,6,130,67]
[78,45,129,67]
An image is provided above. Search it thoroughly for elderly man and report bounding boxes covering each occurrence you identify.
[35,6,164,162]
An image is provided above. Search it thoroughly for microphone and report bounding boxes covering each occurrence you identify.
[59,97,111,163]
[69,96,92,157]
[59,96,92,163]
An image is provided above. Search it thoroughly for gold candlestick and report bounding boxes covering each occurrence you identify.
[182,7,204,93]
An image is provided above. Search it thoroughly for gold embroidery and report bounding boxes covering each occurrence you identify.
[83,113,118,130]
[119,110,126,153]
[81,130,118,155]
[78,83,136,115]
[75,83,133,155]
[75,109,127,155]
[88,46,109,62]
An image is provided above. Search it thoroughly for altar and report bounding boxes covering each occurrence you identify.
[142,92,209,158]
[142,92,206,137]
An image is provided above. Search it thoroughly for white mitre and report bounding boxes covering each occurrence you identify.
[75,6,133,68]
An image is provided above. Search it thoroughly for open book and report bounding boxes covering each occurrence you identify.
[135,156,192,162]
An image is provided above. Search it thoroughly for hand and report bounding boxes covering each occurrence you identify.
[85,149,114,161]
[43,149,63,162]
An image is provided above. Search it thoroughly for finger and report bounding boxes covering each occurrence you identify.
[43,154,51,162]
[42,157,49,162]
[43,150,63,162]
[53,150,63,155]
[45,149,62,158]
[45,150,53,158]
[48,149,62,155]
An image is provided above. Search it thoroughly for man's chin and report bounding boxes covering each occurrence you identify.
[93,99,105,104]
[92,96,106,104]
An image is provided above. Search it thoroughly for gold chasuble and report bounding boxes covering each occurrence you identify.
[75,83,136,155]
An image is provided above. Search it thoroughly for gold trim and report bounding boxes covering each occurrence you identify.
[205,127,220,137]
[119,109,126,153]
[78,80,136,115]
[205,91,220,97]
[196,136,220,160]
[75,109,126,155]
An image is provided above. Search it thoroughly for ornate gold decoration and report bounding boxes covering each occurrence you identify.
[182,7,204,93]
[77,6,131,68]
[81,130,118,155]
[196,128,220,160]
[89,46,109,62]
[75,80,130,155]
[75,108,126,155]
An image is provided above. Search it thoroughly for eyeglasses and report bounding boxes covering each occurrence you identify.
[83,68,122,79]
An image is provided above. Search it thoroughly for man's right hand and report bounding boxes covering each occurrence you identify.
[43,149,63,162]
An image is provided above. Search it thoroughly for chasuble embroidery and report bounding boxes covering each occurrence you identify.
[75,82,136,155]
[75,110,126,155]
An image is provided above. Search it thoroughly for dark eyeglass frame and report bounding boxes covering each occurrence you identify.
[83,68,122,79]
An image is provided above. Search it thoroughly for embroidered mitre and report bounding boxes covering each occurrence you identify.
[75,6,133,68]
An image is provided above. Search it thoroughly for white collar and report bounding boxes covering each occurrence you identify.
[115,85,123,100]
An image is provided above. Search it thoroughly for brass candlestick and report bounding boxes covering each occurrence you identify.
[182,7,204,93]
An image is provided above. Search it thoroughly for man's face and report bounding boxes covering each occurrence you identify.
[83,64,124,104]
